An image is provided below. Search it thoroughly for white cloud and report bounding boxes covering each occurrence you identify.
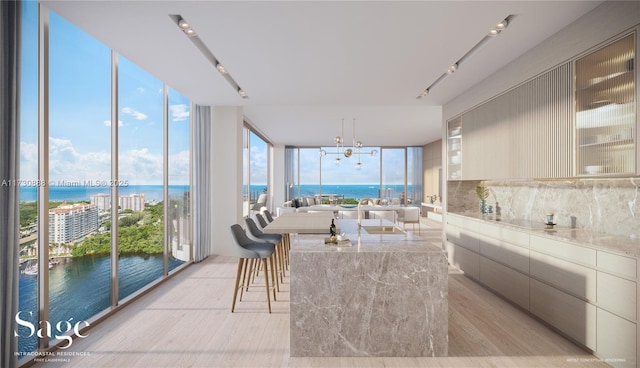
[121,106,148,120]
[20,138,187,186]
[118,148,163,184]
[20,141,38,179]
[48,137,111,182]
[103,120,124,127]
[169,104,190,122]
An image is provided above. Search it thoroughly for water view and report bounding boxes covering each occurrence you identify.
[17,254,183,355]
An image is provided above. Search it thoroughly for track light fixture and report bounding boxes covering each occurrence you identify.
[417,16,512,98]
[171,14,249,99]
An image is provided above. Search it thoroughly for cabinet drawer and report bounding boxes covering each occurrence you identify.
[480,256,529,309]
[597,271,636,322]
[597,251,636,280]
[446,214,480,232]
[530,234,596,267]
[480,236,529,274]
[446,226,480,253]
[530,278,597,350]
[447,243,479,280]
[481,223,530,248]
[596,308,637,368]
[530,250,596,302]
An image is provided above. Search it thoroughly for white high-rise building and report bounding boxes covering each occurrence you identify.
[48,203,99,244]
[90,193,111,211]
[119,194,145,212]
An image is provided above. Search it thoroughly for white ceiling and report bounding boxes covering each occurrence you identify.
[41,0,603,147]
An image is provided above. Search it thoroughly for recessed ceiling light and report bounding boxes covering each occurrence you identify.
[216,63,228,74]
[178,19,190,29]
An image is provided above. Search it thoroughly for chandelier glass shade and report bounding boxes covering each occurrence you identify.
[320,118,378,168]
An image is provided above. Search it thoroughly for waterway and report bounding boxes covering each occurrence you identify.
[17,254,183,356]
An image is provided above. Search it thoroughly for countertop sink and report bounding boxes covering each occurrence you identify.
[362,225,406,234]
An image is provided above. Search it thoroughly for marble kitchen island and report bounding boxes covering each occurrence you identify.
[289,218,448,357]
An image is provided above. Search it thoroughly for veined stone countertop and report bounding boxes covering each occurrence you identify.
[451,212,640,259]
[289,219,448,357]
[290,218,444,253]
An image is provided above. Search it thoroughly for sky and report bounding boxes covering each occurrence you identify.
[20,4,190,186]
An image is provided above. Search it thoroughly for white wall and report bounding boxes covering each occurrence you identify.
[210,106,244,256]
[444,1,640,121]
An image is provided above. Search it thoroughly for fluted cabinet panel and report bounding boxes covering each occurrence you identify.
[453,63,573,180]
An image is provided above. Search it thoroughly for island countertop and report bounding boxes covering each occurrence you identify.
[289,219,448,357]
[289,218,445,253]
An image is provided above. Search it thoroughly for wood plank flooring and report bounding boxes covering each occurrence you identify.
[30,219,609,368]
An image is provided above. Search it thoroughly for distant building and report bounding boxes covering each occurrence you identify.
[119,194,145,212]
[49,203,99,244]
[89,193,146,212]
[90,193,111,211]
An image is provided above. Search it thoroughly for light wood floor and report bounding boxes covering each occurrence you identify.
[31,219,609,368]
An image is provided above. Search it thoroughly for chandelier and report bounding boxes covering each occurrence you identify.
[320,118,378,168]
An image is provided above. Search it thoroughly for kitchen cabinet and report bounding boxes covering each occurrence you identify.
[575,33,636,176]
[530,278,597,350]
[445,213,638,366]
[446,117,462,180]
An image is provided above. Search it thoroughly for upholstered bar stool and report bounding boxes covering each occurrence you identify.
[256,212,288,269]
[245,218,286,288]
[230,224,276,313]
[262,209,275,223]
[255,213,270,229]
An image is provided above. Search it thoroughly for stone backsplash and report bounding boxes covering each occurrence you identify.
[448,178,640,239]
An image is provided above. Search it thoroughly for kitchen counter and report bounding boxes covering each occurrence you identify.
[454,213,640,259]
[289,219,448,357]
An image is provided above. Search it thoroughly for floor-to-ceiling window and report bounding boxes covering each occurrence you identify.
[407,147,423,207]
[117,56,166,301]
[17,4,190,360]
[47,7,113,340]
[320,146,380,202]
[380,148,406,205]
[168,88,191,263]
[298,148,321,200]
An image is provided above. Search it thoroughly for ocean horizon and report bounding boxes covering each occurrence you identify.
[19,184,189,202]
[250,184,420,201]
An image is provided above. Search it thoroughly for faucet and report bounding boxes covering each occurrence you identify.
[357,198,370,228]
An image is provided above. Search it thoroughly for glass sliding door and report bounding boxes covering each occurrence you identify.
[249,131,269,210]
[117,56,166,301]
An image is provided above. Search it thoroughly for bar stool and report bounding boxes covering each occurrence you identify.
[255,213,270,229]
[245,218,286,287]
[230,224,276,313]
[262,209,275,223]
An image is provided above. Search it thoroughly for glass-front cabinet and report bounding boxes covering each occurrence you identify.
[447,117,462,180]
[575,33,636,176]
